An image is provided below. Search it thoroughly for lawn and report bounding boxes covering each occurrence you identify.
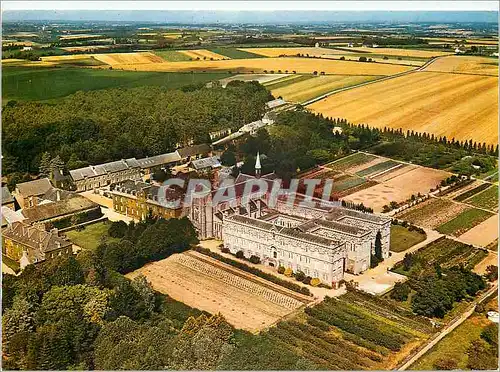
[208,48,263,59]
[2,66,232,101]
[332,175,366,192]
[436,208,493,236]
[410,313,493,370]
[390,225,426,252]
[65,221,119,251]
[465,185,498,211]
[153,50,191,61]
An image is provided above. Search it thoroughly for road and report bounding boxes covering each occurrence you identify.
[399,283,498,370]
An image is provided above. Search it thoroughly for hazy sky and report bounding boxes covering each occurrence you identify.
[3,1,499,11]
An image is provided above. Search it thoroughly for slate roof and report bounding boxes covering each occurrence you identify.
[177,144,211,159]
[110,179,184,204]
[327,207,390,225]
[136,152,181,169]
[266,98,287,109]
[226,214,341,247]
[301,218,370,237]
[69,158,140,181]
[21,195,99,223]
[190,156,221,170]
[2,186,14,205]
[42,188,74,202]
[15,178,52,197]
[2,221,72,253]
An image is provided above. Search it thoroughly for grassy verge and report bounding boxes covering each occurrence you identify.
[390,225,427,252]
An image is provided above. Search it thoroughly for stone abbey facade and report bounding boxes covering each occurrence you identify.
[188,156,391,286]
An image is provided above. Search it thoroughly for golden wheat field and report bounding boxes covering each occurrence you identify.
[350,47,453,58]
[41,54,93,62]
[270,75,379,103]
[423,55,498,76]
[239,47,355,57]
[320,54,426,66]
[179,49,228,60]
[92,52,165,65]
[59,34,103,40]
[310,71,499,145]
[99,57,414,75]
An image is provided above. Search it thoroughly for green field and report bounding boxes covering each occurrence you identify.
[356,160,400,177]
[332,175,367,192]
[436,208,493,236]
[2,66,232,101]
[326,152,377,172]
[390,225,427,252]
[153,50,191,61]
[466,185,498,211]
[208,48,263,59]
[65,221,119,251]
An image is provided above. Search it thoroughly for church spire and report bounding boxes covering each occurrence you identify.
[255,152,261,177]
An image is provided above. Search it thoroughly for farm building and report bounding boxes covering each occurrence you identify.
[190,156,221,173]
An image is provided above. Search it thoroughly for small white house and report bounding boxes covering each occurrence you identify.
[455,47,466,54]
[487,311,499,323]
[315,42,320,48]
[22,46,32,51]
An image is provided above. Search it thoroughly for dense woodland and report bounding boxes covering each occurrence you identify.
[2,81,272,177]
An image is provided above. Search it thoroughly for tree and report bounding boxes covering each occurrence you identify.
[467,339,498,370]
[108,220,128,238]
[481,323,498,348]
[220,150,236,166]
[168,314,234,370]
[433,358,458,370]
[390,282,410,301]
[359,56,367,62]
[39,152,52,177]
[374,231,383,262]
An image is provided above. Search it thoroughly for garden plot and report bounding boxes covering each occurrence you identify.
[325,152,377,172]
[356,160,401,177]
[454,182,492,202]
[396,198,469,229]
[457,214,499,248]
[436,208,493,236]
[464,185,498,211]
[343,167,449,212]
[126,251,308,332]
[373,164,417,182]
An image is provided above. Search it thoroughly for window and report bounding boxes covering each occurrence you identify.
[273,251,277,258]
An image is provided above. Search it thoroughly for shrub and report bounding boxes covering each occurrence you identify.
[221,247,230,254]
[300,287,311,295]
[295,271,306,282]
[277,266,285,274]
[284,268,293,277]
[390,282,410,302]
[249,255,261,264]
[108,220,127,238]
[303,276,312,285]
[235,250,244,259]
[311,278,321,287]
[434,358,458,370]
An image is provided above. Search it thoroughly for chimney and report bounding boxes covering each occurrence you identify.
[56,241,61,249]
[56,189,61,201]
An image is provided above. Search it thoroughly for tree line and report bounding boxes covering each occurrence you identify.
[2,81,272,181]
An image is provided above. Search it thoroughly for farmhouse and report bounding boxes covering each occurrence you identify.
[109,179,185,220]
[136,151,182,175]
[189,155,221,173]
[2,222,73,269]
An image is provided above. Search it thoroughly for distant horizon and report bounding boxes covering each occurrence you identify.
[2,10,499,24]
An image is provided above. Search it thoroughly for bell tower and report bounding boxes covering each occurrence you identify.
[255,152,261,178]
